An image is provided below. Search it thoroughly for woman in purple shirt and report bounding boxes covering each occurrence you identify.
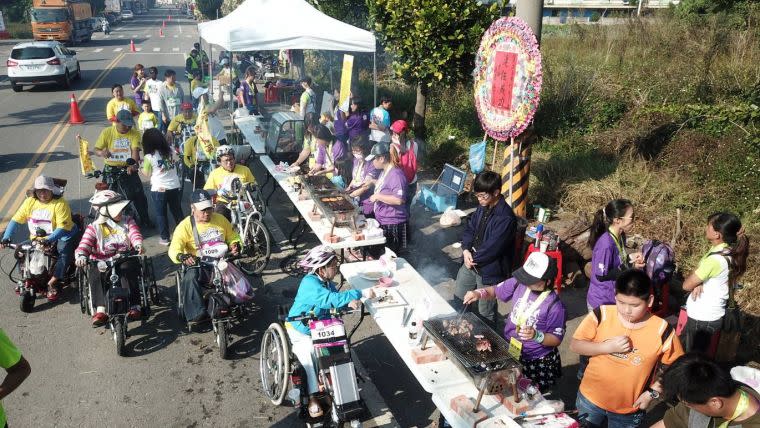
[344,96,370,144]
[346,135,379,216]
[367,142,408,253]
[130,64,147,107]
[310,125,348,188]
[464,252,566,389]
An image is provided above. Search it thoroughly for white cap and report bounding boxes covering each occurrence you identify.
[513,252,553,285]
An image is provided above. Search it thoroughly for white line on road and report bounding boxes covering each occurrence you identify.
[172,47,179,52]
[146,34,152,38]
[114,48,123,52]
[135,48,142,51]
[131,34,137,38]
[173,35,178,38]
[153,48,160,52]
[117,35,124,38]
[185,35,191,38]
[94,48,103,52]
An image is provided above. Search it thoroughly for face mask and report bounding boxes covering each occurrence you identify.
[353,153,363,159]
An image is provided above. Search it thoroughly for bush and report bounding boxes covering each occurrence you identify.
[7,22,32,39]
[590,12,601,22]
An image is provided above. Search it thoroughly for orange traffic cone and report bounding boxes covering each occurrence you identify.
[159,28,164,37]
[69,93,85,124]
[162,20,165,27]
[130,39,136,52]
[168,15,171,21]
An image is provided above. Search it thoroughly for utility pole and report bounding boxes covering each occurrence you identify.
[515,0,543,44]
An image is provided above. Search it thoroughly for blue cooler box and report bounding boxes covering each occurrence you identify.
[419,163,467,213]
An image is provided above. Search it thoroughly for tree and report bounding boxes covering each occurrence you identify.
[369,0,497,138]
[1,0,33,23]
[195,0,223,19]
[307,0,370,29]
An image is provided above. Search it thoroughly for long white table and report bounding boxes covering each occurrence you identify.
[259,155,385,251]
[233,114,266,154]
[341,258,555,428]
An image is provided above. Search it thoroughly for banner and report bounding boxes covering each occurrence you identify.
[194,97,215,158]
[338,54,354,112]
[320,91,335,116]
[78,137,95,176]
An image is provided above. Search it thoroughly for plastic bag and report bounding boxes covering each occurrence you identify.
[28,249,47,276]
[440,207,462,227]
[469,140,487,174]
[222,261,255,304]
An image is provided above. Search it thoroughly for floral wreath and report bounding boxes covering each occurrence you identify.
[473,17,543,141]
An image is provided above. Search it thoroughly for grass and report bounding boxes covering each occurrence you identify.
[6,22,32,39]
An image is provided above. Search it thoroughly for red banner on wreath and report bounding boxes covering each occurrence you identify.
[491,51,517,111]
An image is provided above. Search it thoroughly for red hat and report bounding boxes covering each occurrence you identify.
[390,120,408,134]
[181,102,193,111]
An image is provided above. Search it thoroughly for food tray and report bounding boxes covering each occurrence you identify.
[367,288,408,309]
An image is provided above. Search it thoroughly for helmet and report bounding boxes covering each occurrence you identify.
[216,145,235,161]
[89,190,124,207]
[299,245,337,272]
[89,190,130,222]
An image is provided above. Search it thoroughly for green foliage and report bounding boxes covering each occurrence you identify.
[307,0,370,29]
[1,0,32,23]
[368,0,498,87]
[677,0,749,16]
[6,22,32,38]
[424,84,484,168]
[195,0,223,19]
[590,11,601,22]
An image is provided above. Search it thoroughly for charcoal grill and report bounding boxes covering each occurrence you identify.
[303,175,336,193]
[422,312,522,410]
[314,194,360,228]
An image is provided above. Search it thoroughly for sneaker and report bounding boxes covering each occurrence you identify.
[91,312,108,327]
[159,238,170,246]
[127,307,142,321]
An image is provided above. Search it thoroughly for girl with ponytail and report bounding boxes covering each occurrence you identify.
[586,199,645,311]
[680,212,750,355]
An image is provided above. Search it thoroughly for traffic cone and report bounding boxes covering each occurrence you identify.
[159,28,164,37]
[168,15,171,21]
[162,20,165,27]
[130,39,136,52]
[69,93,85,124]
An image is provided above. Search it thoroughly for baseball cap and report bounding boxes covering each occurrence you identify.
[191,189,213,210]
[365,142,390,162]
[181,102,194,111]
[115,109,135,126]
[390,120,408,134]
[513,252,556,285]
[33,175,57,192]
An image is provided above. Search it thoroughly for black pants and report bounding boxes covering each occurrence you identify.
[181,266,212,322]
[105,166,151,226]
[88,259,141,309]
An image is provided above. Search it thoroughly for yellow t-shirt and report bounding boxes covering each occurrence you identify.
[137,111,158,132]
[204,164,256,203]
[190,78,206,95]
[168,213,241,263]
[106,97,139,125]
[12,196,74,239]
[182,136,219,168]
[94,126,142,167]
[167,114,198,133]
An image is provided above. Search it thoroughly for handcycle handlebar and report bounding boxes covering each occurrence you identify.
[287,305,363,323]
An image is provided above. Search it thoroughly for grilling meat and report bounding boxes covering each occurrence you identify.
[442,319,474,337]
[474,335,492,352]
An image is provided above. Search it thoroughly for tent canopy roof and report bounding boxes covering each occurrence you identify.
[198,0,376,53]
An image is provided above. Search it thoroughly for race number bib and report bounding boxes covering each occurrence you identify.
[28,209,54,235]
[109,137,131,162]
[198,227,227,258]
[309,319,346,341]
[199,243,228,258]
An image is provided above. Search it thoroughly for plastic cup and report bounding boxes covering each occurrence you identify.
[539,240,549,252]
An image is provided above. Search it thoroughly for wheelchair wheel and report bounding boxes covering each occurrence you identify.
[175,271,184,321]
[19,290,35,313]
[143,257,160,306]
[260,322,290,406]
[214,320,229,360]
[237,218,271,275]
[77,268,90,315]
[113,317,126,357]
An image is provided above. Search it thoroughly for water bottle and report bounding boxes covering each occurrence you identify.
[535,223,544,245]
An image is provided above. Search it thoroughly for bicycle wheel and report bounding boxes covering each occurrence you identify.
[113,318,126,357]
[214,320,229,360]
[78,268,90,315]
[260,323,290,405]
[237,218,271,275]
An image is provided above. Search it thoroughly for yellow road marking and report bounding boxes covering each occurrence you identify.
[0,52,126,229]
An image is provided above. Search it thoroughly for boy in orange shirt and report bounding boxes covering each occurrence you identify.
[570,270,684,427]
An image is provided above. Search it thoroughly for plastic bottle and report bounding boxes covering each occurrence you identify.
[535,223,544,245]
[408,321,420,346]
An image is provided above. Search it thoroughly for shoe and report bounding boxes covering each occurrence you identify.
[127,307,142,321]
[46,289,59,302]
[91,312,108,327]
[159,238,170,246]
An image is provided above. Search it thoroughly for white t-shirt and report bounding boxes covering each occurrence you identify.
[369,106,390,143]
[144,153,181,192]
[145,78,164,112]
[686,252,730,322]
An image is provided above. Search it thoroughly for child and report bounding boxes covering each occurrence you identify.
[346,135,379,217]
[570,270,684,428]
[463,252,565,390]
[189,70,204,110]
[320,112,335,135]
[138,100,158,133]
[680,212,749,356]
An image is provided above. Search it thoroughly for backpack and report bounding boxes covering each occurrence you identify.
[641,240,675,287]
[395,140,418,183]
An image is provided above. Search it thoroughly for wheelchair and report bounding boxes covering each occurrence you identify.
[174,256,254,360]
[78,254,160,317]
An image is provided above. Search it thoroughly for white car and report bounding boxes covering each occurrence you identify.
[122,10,134,19]
[6,41,81,92]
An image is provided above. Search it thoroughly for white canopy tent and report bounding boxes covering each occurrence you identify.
[197,0,377,103]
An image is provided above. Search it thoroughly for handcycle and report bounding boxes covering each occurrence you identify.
[174,251,255,359]
[260,306,367,428]
[77,251,159,356]
[219,177,270,275]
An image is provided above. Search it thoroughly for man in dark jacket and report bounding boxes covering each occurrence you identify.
[454,171,516,327]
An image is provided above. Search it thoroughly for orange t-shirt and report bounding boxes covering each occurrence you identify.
[573,305,684,414]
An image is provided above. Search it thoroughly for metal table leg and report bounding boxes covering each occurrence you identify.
[287,216,306,249]
[264,172,277,207]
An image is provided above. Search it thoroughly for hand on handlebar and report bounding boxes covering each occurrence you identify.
[75,256,87,268]
[0,239,10,249]
[348,299,362,310]
[230,243,240,256]
[135,244,145,255]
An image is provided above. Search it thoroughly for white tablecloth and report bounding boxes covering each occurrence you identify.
[260,155,385,250]
[234,115,266,154]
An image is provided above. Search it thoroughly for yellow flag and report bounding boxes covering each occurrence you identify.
[339,54,354,111]
[79,137,95,176]
[194,97,215,158]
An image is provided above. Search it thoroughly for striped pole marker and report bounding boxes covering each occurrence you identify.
[500,134,533,218]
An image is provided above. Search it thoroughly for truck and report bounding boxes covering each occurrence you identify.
[31,0,93,45]
[104,0,122,24]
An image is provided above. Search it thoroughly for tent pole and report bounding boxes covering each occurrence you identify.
[210,44,214,100]
[373,52,377,107]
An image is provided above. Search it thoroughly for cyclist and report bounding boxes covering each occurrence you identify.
[93,110,152,228]
[204,146,255,220]
[74,191,144,326]
[166,102,197,149]
[286,245,374,418]
[1,176,79,301]
[182,133,219,190]
[169,190,241,323]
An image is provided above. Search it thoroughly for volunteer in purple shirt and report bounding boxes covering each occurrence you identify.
[310,124,348,188]
[464,252,566,390]
[587,199,645,311]
[367,142,408,254]
[346,135,379,216]
[237,66,259,115]
[344,97,370,147]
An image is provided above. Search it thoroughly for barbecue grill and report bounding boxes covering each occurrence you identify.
[314,194,360,228]
[422,313,522,409]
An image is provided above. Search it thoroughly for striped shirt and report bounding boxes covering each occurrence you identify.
[75,218,143,260]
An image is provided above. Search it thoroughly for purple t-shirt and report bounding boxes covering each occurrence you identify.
[240,81,256,107]
[350,158,380,215]
[373,166,407,225]
[587,232,624,309]
[334,109,348,142]
[131,76,144,106]
[315,140,346,173]
[495,278,566,361]
[345,111,369,140]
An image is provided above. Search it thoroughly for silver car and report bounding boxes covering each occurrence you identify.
[122,10,134,19]
[6,41,81,92]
